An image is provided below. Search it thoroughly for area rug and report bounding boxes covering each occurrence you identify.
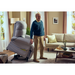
[7,51,75,64]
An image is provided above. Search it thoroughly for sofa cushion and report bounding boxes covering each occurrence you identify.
[52,33,64,42]
[47,35,57,43]
[64,34,75,42]
[46,42,64,47]
[66,43,75,47]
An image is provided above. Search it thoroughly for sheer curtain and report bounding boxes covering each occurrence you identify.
[3,12,9,50]
[0,33,3,52]
[67,11,72,34]
[67,11,75,34]
[0,12,9,52]
[0,13,3,52]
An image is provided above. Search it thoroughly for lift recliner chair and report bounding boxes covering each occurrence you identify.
[6,21,34,61]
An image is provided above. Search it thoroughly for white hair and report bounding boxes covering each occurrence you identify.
[35,13,41,18]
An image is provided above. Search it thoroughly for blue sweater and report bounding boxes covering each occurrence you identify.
[30,20,45,39]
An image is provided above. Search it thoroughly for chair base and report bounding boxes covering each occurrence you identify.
[11,54,28,62]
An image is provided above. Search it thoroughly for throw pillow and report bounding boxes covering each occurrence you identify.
[47,35,57,43]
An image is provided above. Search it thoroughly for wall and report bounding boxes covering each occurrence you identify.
[12,12,20,18]
[9,12,12,18]
[48,12,63,35]
[12,12,26,21]
[20,12,26,21]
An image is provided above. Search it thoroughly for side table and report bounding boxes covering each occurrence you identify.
[0,53,8,63]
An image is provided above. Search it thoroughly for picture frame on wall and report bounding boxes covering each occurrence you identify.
[53,17,58,24]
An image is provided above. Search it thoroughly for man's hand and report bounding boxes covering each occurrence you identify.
[30,39,33,44]
[44,36,45,41]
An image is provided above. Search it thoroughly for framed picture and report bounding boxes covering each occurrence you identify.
[53,17,58,24]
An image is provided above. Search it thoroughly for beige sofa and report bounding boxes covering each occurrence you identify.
[45,33,75,50]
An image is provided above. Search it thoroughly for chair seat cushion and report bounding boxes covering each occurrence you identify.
[12,37,31,50]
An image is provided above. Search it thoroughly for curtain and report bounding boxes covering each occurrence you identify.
[63,12,67,33]
[67,11,72,34]
[71,11,75,34]
[29,12,31,28]
[67,11,75,34]
[8,12,11,42]
[0,12,9,52]
[0,13,3,52]
[0,34,3,52]
[4,12,9,49]
[44,12,48,37]
[26,12,31,28]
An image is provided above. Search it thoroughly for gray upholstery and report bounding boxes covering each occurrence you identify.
[25,35,30,39]
[13,21,27,38]
[7,21,34,59]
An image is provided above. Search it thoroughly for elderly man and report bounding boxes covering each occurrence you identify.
[30,13,47,62]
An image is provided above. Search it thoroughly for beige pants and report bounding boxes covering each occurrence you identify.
[34,35,44,60]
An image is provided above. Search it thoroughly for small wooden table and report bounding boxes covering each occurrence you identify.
[50,47,75,62]
[0,52,8,63]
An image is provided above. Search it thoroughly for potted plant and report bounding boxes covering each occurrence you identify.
[63,40,67,51]
[26,27,30,35]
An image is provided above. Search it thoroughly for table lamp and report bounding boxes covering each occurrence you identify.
[10,18,19,24]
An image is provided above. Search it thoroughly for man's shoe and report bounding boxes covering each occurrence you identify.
[40,57,47,59]
[33,59,39,62]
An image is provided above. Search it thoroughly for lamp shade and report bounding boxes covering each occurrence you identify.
[10,18,19,24]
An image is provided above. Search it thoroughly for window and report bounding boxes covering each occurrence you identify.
[0,12,9,51]
[67,11,75,34]
[0,12,4,40]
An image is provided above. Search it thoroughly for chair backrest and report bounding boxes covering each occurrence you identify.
[13,21,27,38]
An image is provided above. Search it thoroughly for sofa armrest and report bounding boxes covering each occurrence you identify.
[45,38,48,46]
[25,35,30,39]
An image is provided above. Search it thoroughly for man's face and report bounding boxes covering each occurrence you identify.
[36,14,41,21]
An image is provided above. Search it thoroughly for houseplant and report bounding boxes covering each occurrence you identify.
[62,40,73,58]
[26,27,30,35]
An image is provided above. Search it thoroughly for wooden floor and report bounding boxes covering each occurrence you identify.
[1,50,15,57]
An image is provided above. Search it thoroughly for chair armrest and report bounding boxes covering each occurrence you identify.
[25,35,30,39]
[25,35,34,41]
[11,36,18,41]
